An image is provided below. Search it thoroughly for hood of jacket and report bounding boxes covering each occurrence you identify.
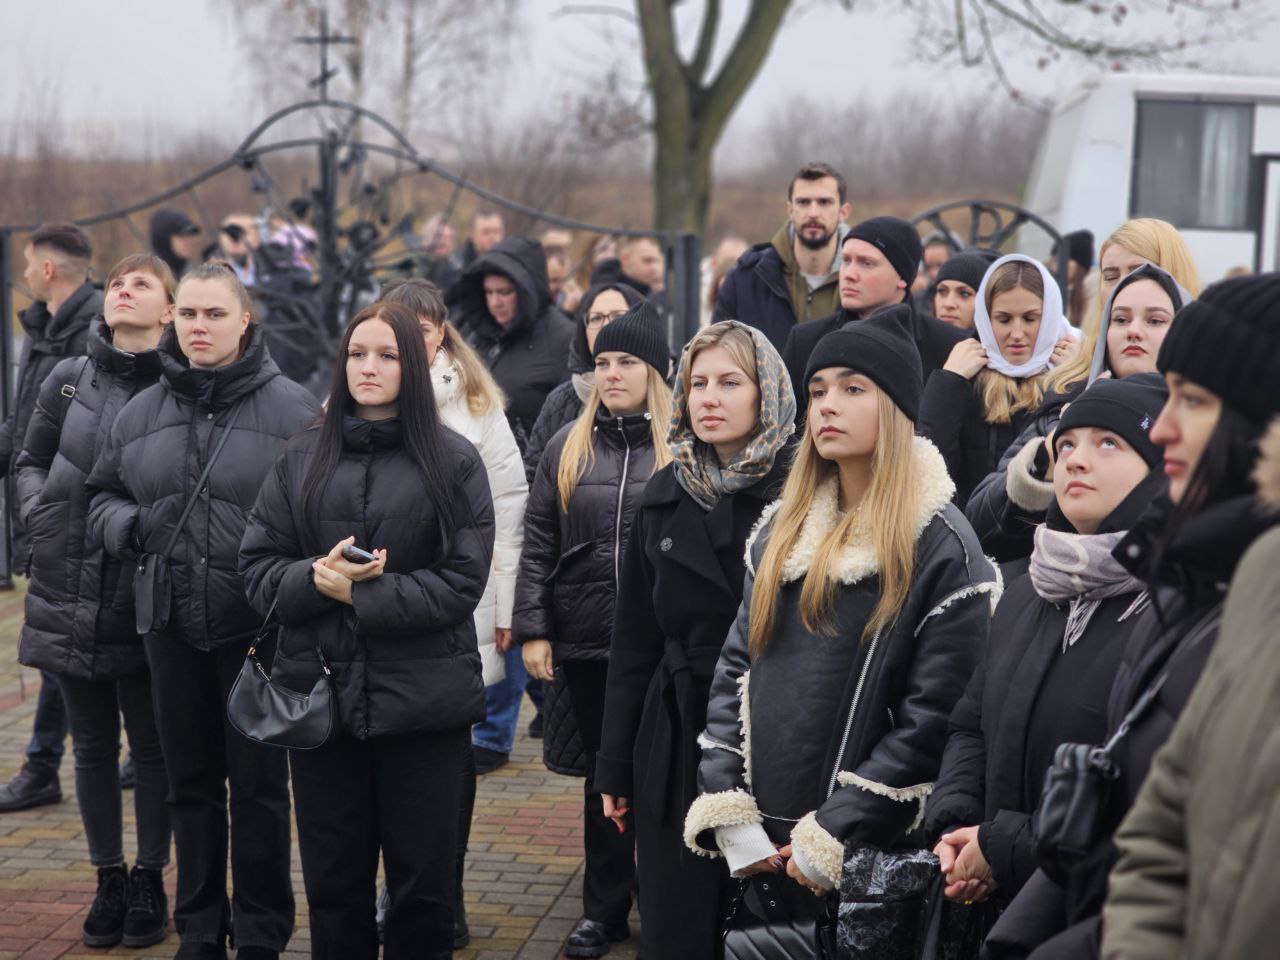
[21,281,101,345]
[1089,263,1193,383]
[88,319,166,380]
[747,435,956,585]
[567,281,647,374]
[157,322,282,409]
[458,236,553,341]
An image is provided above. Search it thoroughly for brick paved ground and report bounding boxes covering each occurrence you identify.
[0,585,641,959]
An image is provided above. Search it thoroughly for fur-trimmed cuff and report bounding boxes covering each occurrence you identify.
[684,789,761,858]
[836,772,935,832]
[1005,438,1055,512]
[789,812,843,891]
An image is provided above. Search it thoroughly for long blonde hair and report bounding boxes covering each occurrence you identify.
[1048,218,1202,394]
[556,367,673,511]
[439,322,506,415]
[979,260,1049,423]
[747,390,918,657]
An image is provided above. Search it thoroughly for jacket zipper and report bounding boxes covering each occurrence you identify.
[827,628,881,798]
[612,418,632,588]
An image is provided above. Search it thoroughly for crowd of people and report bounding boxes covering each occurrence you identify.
[3,154,1279,960]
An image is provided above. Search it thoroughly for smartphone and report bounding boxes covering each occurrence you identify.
[341,544,378,564]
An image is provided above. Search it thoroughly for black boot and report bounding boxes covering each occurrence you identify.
[0,761,60,812]
[454,848,470,949]
[564,918,631,958]
[82,863,129,947]
[235,948,280,959]
[121,864,168,947]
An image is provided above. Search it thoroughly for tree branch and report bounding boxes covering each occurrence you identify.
[700,0,792,150]
[687,0,722,83]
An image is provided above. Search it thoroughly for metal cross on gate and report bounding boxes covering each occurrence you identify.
[294,8,356,102]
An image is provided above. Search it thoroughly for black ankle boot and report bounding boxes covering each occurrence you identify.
[82,863,129,947]
[122,864,168,947]
[564,918,631,958]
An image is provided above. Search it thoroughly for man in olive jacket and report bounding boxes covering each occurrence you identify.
[1102,421,1280,959]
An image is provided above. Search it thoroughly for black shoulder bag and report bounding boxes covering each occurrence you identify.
[133,403,242,635]
[226,597,336,750]
[1033,601,1223,880]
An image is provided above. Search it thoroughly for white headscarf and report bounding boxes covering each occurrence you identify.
[973,253,1079,378]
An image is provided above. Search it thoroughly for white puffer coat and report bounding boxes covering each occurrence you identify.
[432,349,528,684]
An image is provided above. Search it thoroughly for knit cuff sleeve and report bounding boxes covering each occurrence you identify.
[716,823,778,877]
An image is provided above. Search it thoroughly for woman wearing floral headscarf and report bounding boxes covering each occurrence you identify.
[596,320,795,960]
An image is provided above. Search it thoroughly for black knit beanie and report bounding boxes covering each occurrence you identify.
[1156,273,1280,423]
[844,216,923,288]
[934,251,997,292]
[804,304,924,421]
[1056,373,1168,468]
[592,298,668,375]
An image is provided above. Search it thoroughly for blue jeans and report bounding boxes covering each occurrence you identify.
[26,670,67,770]
[471,647,543,755]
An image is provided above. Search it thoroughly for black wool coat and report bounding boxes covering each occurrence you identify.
[919,369,1039,507]
[780,299,967,423]
[513,409,658,662]
[87,325,320,649]
[17,321,163,680]
[453,237,574,454]
[239,417,496,739]
[595,458,788,823]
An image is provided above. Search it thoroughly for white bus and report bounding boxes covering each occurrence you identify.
[1022,72,1280,281]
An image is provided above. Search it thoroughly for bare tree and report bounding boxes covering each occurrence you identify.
[563,0,1270,235]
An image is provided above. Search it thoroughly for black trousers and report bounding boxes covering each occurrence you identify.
[561,659,635,925]
[291,726,469,960]
[634,790,732,959]
[58,671,170,869]
[144,633,294,951]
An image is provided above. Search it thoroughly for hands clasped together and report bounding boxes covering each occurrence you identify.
[934,826,996,904]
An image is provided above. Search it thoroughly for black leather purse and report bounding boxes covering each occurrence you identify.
[723,872,837,960]
[133,403,242,634]
[1033,602,1222,879]
[226,600,336,750]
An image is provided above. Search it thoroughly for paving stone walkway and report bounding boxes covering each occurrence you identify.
[0,585,641,959]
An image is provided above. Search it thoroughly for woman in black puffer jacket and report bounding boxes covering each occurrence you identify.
[515,301,672,958]
[18,255,174,950]
[87,261,318,958]
[239,301,495,960]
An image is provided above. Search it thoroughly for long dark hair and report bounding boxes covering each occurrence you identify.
[1150,403,1267,607]
[300,301,455,550]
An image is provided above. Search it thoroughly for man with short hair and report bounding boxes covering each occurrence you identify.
[618,236,666,294]
[780,215,967,415]
[712,161,852,351]
[463,210,505,266]
[0,222,101,812]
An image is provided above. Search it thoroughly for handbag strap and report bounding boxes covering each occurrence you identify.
[1100,600,1223,757]
[158,402,243,561]
[246,596,331,678]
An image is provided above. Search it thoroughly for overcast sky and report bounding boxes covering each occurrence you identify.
[3,0,1278,160]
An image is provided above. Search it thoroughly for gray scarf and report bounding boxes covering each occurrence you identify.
[1029,525,1147,651]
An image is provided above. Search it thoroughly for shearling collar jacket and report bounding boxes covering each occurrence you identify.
[685,437,998,887]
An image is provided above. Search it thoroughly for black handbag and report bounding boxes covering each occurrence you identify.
[723,872,837,960]
[133,403,242,634]
[1033,602,1222,879]
[226,599,337,750]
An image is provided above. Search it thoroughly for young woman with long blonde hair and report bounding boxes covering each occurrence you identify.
[965,219,1201,562]
[684,311,998,951]
[921,255,1079,504]
[514,301,672,958]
